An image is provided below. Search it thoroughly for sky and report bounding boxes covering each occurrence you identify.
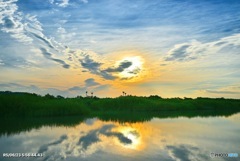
[0,0,240,98]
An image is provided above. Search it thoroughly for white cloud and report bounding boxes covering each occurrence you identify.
[165,34,240,62]
[0,0,32,43]
[58,0,69,7]
[57,27,66,34]
[0,0,69,68]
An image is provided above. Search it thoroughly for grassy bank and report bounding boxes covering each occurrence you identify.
[0,91,240,117]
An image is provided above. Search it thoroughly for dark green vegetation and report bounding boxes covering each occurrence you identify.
[1,91,240,136]
[1,110,239,136]
[0,91,240,118]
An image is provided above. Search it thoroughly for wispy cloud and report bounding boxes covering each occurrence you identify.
[166,144,209,161]
[0,0,32,43]
[0,83,73,97]
[68,78,109,95]
[165,34,240,62]
[58,0,69,7]
[39,48,70,69]
[0,0,70,69]
[68,86,85,91]
[205,90,240,94]
[78,124,135,150]
[0,55,36,68]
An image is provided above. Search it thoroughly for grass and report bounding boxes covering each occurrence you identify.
[0,91,240,118]
[0,91,240,136]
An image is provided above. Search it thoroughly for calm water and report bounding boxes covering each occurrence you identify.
[0,113,240,161]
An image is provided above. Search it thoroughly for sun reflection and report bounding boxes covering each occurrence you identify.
[118,127,141,150]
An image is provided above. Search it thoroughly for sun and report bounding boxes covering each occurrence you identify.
[118,56,143,79]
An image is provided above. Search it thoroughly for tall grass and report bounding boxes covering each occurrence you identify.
[0,92,91,117]
[0,92,240,117]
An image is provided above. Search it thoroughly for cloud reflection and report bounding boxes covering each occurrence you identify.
[35,122,141,161]
[166,144,209,161]
[38,135,68,153]
[78,124,137,150]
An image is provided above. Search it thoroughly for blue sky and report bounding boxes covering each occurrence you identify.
[0,0,240,98]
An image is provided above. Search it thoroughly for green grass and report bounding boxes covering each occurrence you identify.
[0,91,240,118]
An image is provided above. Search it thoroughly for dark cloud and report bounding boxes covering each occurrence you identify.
[85,78,100,87]
[165,42,207,62]
[78,130,101,150]
[101,60,141,80]
[51,58,70,69]
[104,60,132,73]
[32,33,55,49]
[166,145,192,161]
[98,124,116,133]
[79,55,116,80]
[40,47,70,69]
[99,71,117,80]
[68,78,102,92]
[105,131,132,145]
[128,67,141,75]
[80,55,102,71]
[77,124,115,149]
[79,55,140,80]
[165,44,191,61]
[3,17,15,28]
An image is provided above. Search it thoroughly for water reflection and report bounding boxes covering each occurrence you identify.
[0,112,239,161]
[1,110,238,136]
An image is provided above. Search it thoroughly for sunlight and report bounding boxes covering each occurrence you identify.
[120,128,141,150]
[118,56,143,79]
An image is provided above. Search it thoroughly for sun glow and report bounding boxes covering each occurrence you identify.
[118,56,143,79]
[120,128,141,149]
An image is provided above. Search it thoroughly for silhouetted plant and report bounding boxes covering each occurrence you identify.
[44,93,55,99]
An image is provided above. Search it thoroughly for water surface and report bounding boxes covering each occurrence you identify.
[0,113,240,161]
